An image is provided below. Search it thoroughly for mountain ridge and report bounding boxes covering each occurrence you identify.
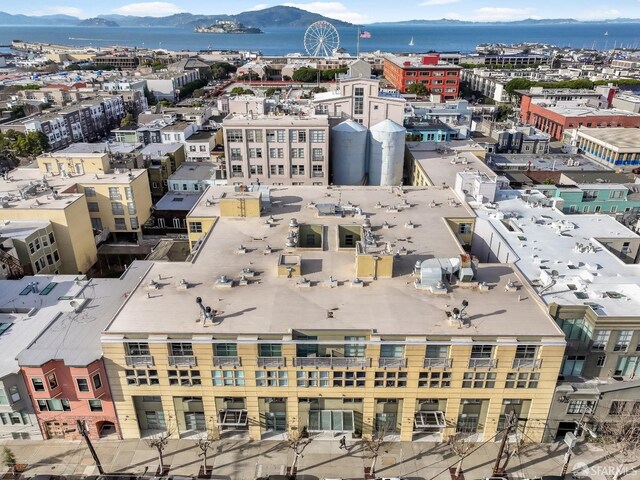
[371,17,640,25]
[0,6,353,28]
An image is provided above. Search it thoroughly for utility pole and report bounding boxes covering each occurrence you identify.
[77,419,105,475]
[561,407,592,479]
[493,411,517,476]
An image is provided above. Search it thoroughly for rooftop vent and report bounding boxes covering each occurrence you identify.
[215,275,233,288]
[176,278,190,291]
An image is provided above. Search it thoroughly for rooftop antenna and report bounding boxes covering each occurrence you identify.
[451,299,469,328]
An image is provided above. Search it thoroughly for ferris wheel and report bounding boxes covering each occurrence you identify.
[304,21,340,57]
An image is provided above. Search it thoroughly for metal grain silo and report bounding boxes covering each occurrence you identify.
[330,120,368,185]
[368,119,406,186]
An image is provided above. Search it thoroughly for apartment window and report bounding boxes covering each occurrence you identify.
[212,370,245,386]
[188,222,203,233]
[312,165,323,176]
[32,378,45,392]
[332,370,366,387]
[259,344,282,357]
[250,165,264,175]
[34,238,41,251]
[230,148,242,160]
[290,130,306,142]
[168,369,201,386]
[269,147,284,159]
[125,187,134,200]
[114,218,127,230]
[462,372,496,388]
[270,165,285,175]
[505,372,539,388]
[247,129,263,142]
[515,345,537,359]
[76,378,90,392]
[108,187,121,200]
[596,355,607,367]
[374,371,407,387]
[8,388,20,405]
[297,370,331,387]
[88,400,103,412]
[125,369,159,386]
[127,342,150,356]
[470,345,493,358]
[231,165,243,176]
[458,223,472,235]
[170,343,193,356]
[111,202,125,215]
[418,371,451,388]
[226,129,243,142]
[249,148,262,159]
[92,373,102,390]
[291,165,305,175]
[88,202,99,212]
[215,344,238,356]
[256,370,288,387]
[127,202,137,215]
[614,330,632,352]
[47,373,58,390]
[91,218,103,230]
[354,87,364,115]
[312,148,324,161]
[310,130,325,143]
[84,187,96,197]
[567,400,595,415]
[0,389,7,405]
[291,148,304,159]
[609,401,627,415]
[37,399,71,412]
[130,217,139,230]
[592,330,611,351]
[48,232,55,245]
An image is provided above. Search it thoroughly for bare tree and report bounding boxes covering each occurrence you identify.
[595,411,640,480]
[194,417,220,474]
[144,415,176,473]
[362,422,390,476]
[449,430,477,478]
[287,423,312,476]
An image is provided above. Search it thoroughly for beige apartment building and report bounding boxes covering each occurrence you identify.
[102,185,565,443]
[222,113,330,186]
[313,77,406,128]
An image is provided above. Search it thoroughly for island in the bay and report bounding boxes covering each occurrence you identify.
[194,20,263,34]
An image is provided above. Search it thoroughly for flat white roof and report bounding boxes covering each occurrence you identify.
[475,194,640,317]
[577,127,640,150]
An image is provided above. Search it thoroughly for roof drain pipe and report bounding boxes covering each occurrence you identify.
[372,255,379,281]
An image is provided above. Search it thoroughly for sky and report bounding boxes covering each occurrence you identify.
[9,0,640,23]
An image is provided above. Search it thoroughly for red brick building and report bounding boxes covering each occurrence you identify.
[520,102,640,140]
[21,360,119,440]
[383,54,461,99]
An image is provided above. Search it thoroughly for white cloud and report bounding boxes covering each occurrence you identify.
[577,9,620,19]
[113,2,185,16]
[283,2,370,24]
[33,6,83,17]
[246,3,269,11]
[419,0,460,6]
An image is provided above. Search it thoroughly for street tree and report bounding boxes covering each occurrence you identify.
[595,411,640,480]
[449,430,477,478]
[287,423,312,477]
[362,422,390,477]
[144,415,176,473]
[2,447,16,475]
[194,417,220,474]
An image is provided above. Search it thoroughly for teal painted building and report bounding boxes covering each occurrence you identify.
[535,183,640,214]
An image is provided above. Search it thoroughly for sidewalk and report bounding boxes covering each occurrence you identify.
[0,436,628,480]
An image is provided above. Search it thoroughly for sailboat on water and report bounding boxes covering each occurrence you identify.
[409,36,414,46]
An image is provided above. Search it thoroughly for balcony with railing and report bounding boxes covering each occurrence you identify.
[125,355,154,367]
[423,357,453,369]
[213,356,241,367]
[378,357,408,368]
[512,358,542,370]
[257,357,286,368]
[293,357,371,369]
[168,355,197,367]
[468,358,498,369]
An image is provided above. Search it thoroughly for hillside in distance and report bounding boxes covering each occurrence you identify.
[372,17,640,25]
